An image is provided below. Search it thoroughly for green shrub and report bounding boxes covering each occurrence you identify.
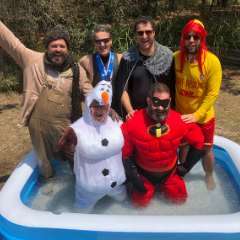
[0,0,240,92]
[207,14,240,54]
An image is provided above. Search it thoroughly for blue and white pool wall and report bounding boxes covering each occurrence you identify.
[0,135,240,239]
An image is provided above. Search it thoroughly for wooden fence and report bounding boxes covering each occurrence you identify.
[208,48,240,67]
[218,49,240,67]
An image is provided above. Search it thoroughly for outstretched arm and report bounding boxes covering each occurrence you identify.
[0,21,42,69]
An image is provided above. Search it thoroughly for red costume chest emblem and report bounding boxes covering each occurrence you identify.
[147,123,170,138]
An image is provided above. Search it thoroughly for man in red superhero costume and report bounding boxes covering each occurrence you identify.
[121,83,205,208]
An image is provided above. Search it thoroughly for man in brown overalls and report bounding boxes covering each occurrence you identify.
[0,22,93,190]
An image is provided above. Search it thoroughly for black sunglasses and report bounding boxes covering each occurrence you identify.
[152,97,170,108]
[184,34,201,41]
[95,38,110,44]
[136,30,153,36]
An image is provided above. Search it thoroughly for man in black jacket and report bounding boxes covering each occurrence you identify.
[113,16,175,121]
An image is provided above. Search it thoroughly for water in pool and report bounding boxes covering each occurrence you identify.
[24,160,240,215]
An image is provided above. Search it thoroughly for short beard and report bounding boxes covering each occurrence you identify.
[146,103,170,122]
[47,51,69,66]
[185,45,200,55]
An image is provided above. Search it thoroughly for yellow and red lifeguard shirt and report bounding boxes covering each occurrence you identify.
[174,50,222,124]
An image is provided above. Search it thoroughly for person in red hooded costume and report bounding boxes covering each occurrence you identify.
[121,82,205,208]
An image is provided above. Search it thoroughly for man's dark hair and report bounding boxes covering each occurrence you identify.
[134,16,156,33]
[91,24,112,41]
[46,24,70,50]
[149,82,170,99]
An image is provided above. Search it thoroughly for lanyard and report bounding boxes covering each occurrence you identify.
[96,51,114,81]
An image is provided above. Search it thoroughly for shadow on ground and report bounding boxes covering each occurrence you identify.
[0,103,19,113]
[221,80,240,96]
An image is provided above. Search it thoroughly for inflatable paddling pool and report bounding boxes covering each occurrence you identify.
[1,135,240,240]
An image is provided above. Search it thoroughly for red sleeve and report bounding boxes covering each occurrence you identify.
[53,127,77,161]
[183,122,204,150]
[121,122,135,159]
[56,127,77,147]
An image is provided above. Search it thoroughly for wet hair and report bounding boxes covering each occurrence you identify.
[180,19,208,75]
[134,16,156,33]
[91,24,112,41]
[149,83,170,99]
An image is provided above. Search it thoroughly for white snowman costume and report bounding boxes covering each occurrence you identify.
[70,80,126,213]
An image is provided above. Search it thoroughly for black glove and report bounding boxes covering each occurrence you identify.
[175,145,206,177]
[123,157,147,194]
[175,164,188,177]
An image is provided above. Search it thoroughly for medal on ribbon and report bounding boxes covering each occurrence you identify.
[96,51,114,81]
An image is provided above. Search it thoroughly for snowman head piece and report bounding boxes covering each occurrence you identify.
[85,80,112,125]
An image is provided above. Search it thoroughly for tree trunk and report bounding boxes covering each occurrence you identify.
[169,0,175,9]
[201,0,207,18]
[222,0,229,8]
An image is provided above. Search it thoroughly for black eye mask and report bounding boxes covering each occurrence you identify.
[152,97,170,108]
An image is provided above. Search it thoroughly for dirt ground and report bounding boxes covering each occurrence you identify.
[0,65,240,190]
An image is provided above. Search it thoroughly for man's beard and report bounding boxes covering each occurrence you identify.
[147,103,170,122]
[47,51,69,66]
[185,44,200,55]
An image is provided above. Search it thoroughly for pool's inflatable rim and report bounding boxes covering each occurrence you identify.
[0,135,240,240]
